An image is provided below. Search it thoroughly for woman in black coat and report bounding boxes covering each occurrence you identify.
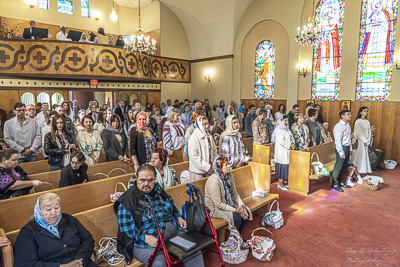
[130,111,157,171]
[44,114,76,171]
[59,151,89,188]
[13,192,96,266]
[101,115,129,162]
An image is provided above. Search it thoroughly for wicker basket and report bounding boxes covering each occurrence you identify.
[221,244,249,264]
[247,227,276,261]
[384,160,397,170]
[110,182,127,202]
[363,179,381,191]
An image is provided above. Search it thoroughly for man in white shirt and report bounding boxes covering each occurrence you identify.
[35,102,49,125]
[332,109,354,192]
[56,25,72,41]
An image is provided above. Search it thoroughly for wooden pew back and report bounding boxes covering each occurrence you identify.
[240,132,246,139]
[307,141,336,164]
[171,161,189,183]
[242,138,254,156]
[0,174,132,233]
[253,145,271,165]
[167,148,185,164]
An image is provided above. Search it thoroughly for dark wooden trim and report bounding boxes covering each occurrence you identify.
[191,54,234,63]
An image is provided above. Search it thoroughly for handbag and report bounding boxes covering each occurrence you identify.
[220,226,249,264]
[110,182,127,202]
[310,152,329,176]
[262,200,283,229]
[247,227,276,261]
[184,185,212,236]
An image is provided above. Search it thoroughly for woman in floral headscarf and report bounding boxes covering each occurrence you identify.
[205,157,252,233]
[13,193,96,266]
[220,115,245,169]
[130,111,157,171]
[188,116,218,181]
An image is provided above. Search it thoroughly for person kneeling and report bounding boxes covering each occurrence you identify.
[14,192,96,266]
[114,164,204,266]
[205,157,252,234]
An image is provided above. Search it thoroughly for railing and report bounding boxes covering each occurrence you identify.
[0,39,190,82]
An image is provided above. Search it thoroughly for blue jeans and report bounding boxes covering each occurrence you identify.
[18,156,37,163]
[49,165,63,172]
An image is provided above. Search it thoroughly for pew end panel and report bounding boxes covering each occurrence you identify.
[248,162,272,193]
[19,160,49,175]
[253,145,271,165]
[0,228,13,267]
[288,150,311,196]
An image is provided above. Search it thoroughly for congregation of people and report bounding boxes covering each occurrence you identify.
[0,96,387,266]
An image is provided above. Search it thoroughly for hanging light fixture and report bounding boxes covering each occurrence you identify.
[295,0,326,46]
[125,0,157,55]
[110,1,118,22]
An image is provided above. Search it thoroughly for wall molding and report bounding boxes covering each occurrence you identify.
[191,54,234,64]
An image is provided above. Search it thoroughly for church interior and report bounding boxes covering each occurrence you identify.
[0,0,399,266]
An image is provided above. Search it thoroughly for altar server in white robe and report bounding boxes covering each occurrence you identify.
[352,107,372,175]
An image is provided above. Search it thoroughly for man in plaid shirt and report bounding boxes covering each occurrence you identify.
[114,164,204,266]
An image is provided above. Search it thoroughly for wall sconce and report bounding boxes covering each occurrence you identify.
[26,0,37,8]
[298,62,309,78]
[92,10,101,21]
[204,69,213,82]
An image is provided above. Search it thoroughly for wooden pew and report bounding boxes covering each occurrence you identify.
[0,174,132,234]
[242,137,254,156]
[27,161,133,190]
[19,152,107,175]
[240,131,246,139]
[253,144,271,165]
[3,163,277,267]
[171,161,189,183]
[167,148,185,164]
[0,228,13,267]
[288,141,336,196]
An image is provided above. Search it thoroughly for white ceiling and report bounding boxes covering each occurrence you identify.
[113,0,154,9]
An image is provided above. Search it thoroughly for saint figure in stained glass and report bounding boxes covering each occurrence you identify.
[254,41,275,100]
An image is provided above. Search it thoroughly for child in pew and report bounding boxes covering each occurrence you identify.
[59,151,88,188]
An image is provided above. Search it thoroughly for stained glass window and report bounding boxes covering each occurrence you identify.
[81,0,90,18]
[356,0,399,101]
[58,0,74,15]
[254,40,275,100]
[312,0,345,101]
[39,0,49,10]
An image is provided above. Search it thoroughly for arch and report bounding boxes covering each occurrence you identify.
[21,92,36,106]
[254,40,276,99]
[37,92,50,105]
[130,93,138,106]
[120,93,129,103]
[51,92,64,106]
[139,93,147,109]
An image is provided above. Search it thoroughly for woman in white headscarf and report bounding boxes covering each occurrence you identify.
[274,115,295,191]
[188,116,218,181]
[219,115,245,169]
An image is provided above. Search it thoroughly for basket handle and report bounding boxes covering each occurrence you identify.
[310,152,319,163]
[114,182,127,193]
[251,227,274,241]
[269,200,279,213]
[108,168,128,177]
[30,182,55,194]
[89,172,108,181]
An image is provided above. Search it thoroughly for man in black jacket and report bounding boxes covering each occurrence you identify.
[287,104,300,128]
[22,20,37,39]
[113,100,127,123]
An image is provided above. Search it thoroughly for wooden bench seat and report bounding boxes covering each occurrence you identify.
[19,152,107,175]
[28,161,133,191]
[288,141,336,195]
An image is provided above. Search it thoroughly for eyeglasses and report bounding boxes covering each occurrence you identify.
[71,161,82,166]
[15,109,26,112]
[138,179,155,184]
[26,109,35,111]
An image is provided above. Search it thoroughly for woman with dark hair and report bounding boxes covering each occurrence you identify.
[304,108,321,147]
[180,105,191,129]
[291,113,310,150]
[220,115,245,169]
[145,103,152,112]
[44,114,76,171]
[188,116,218,181]
[211,104,218,120]
[130,111,157,171]
[77,116,103,165]
[275,104,286,122]
[216,100,226,125]
[14,193,96,266]
[124,109,135,138]
[128,148,179,189]
[101,115,129,162]
[352,106,372,174]
[205,157,251,233]
[275,115,295,190]
[94,110,108,134]
[237,103,245,131]
[41,111,57,159]
[59,151,88,188]
[73,109,86,134]
[0,148,42,200]
[62,101,73,122]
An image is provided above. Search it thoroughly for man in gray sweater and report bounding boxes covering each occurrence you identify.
[244,104,256,138]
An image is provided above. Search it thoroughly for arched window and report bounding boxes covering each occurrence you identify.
[312,0,345,101]
[139,93,147,109]
[254,40,275,100]
[39,0,49,10]
[21,92,36,106]
[356,0,398,101]
[130,93,138,106]
[81,0,90,18]
[51,92,64,106]
[120,93,129,104]
[58,0,74,15]
[37,92,50,105]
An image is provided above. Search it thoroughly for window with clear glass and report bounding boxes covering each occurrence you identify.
[21,92,36,106]
[254,40,275,100]
[356,0,398,101]
[312,0,345,101]
[81,0,90,18]
[51,92,64,106]
[58,0,74,15]
[130,93,138,106]
[37,92,50,105]
[39,0,49,10]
